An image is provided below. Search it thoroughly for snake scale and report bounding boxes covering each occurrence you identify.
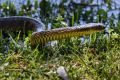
[0,16,105,46]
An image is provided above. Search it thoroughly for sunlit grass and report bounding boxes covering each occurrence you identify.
[0,30,120,80]
[0,0,120,79]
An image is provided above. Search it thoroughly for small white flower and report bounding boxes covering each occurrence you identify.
[7,6,9,10]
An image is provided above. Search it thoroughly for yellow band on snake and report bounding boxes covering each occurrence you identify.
[30,23,105,46]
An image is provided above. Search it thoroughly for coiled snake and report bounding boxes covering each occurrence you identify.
[0,16,105,46]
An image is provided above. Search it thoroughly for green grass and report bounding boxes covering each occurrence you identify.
[0,0,120,79]
[0,30,120,80]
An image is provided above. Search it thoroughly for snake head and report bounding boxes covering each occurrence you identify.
[80,23,105,32]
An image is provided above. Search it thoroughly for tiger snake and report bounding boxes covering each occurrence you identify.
[0,16,105,47]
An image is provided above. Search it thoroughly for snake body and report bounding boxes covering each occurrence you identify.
[0,16,105,46]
